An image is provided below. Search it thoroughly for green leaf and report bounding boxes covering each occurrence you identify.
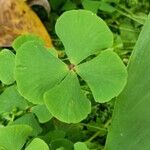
[25,138,49,150]
[103,0,120,3]
[74,142,89,150]
[50,0,67,10]
[44,72,91,123]
[99,1,116,13]
[56,147,65,150]
[65,125,83,142]
[12,113,42,136]
[0,49,15,85]
[48,130,66,141]
[82,0,101,13]
[120,22,138,44]
[0,125,32,150]
[76,50,127,102]
[0,85,28,114]
[47,47,58,57]
[55,10,113,64]
[39,130,66,145]
[32,104,53,123]
[15,41,68,104]
[105,15,150,150]
[50,139,73,150]
[62,0,77,11]
[12,34,45,51]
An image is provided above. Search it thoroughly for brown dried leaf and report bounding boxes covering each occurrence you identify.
[0,0,52,47]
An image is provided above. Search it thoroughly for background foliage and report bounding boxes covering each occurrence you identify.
[0,0,150,149]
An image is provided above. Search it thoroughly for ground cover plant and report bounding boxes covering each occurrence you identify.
[0,0,150,150]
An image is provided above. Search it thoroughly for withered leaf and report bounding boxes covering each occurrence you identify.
[0,0,52,47]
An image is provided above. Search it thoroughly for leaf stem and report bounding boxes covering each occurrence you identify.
[86,131,102,143]
[85,119,112,143]
[80,123,107,132]
[115,9,144,24]
[104,119,111,128]
[118,5,147,21]
[109,24,139,33]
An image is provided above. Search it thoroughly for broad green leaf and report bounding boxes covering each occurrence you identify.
[12,34,45,51]
[15,41,68,104]
[44,72,91,123]
[76,50,127,102]
[0,125,32,150]
[74,142,89,150]
[105,15,150,150]
[25,138,49,150]
[0,49,15,85]
[32,104,53,123]
[12,113,42,136]
[0,85,28,114]
[50,139,73,150]
[55,10,113,64]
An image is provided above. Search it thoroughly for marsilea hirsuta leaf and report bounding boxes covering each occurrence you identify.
[14,10,127,123]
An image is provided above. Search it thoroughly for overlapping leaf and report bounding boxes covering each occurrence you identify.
[82,0,101,13]
[15,41,68,104]
[32,104,53,123]
[76,50,127,102]
[0,49,15,85]
[0,85,28,114]
[44,72,91,123]
[50,138,73,150]
[25,138,49,150]
[0,125,32,150]
[74,142,89,150]
[55,10,113,64]
[12,34,45,50]
[12,113,42,136]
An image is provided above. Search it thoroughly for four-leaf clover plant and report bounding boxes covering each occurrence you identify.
[10,10,127,123]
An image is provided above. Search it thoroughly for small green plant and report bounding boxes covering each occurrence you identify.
[13,10,127,123]
[0,10,128,149]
